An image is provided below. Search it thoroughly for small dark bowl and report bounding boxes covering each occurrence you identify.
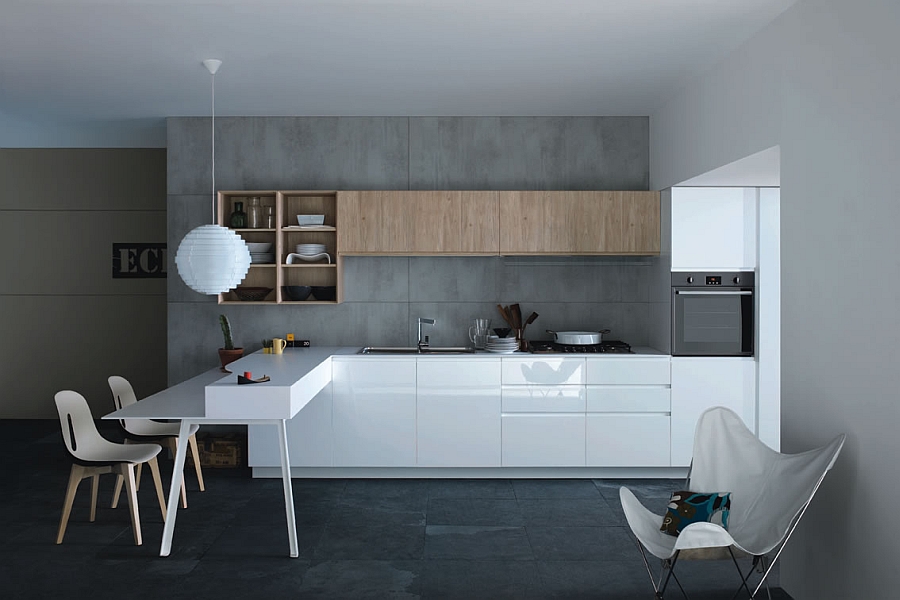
[493,327,512,338]
[233,286,272,302]
[281,285,312,301]
[310,285,337,301]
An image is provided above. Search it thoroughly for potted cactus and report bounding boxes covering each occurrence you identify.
[218,314,244,370]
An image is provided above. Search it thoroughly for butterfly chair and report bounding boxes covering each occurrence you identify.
[55,390,167,545]
[108,375,205,510]
[620,406,845,599]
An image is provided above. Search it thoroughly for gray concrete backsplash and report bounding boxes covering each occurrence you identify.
[167,116,653,384]
[168,256,657,384]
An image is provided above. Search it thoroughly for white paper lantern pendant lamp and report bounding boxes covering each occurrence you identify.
[175,59,251,295]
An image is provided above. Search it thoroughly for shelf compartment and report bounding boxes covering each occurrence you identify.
[280,191,337,229]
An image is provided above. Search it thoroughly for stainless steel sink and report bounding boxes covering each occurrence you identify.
[359,346,475,355]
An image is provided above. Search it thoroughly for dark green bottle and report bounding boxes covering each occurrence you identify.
[229,201,247,228]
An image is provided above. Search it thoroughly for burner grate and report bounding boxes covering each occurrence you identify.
[528,340,632,354]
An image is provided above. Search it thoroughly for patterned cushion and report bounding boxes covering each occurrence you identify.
[660,490,731,536]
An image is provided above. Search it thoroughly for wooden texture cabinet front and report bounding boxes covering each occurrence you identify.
[337,191,499,255]
[499,191,660,255]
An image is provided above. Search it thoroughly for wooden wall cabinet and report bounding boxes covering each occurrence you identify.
[217,190,342,304]
[499,191,660,255]
[337,191,499,255]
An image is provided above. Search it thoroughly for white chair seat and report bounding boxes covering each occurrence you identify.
[125,419,200,439]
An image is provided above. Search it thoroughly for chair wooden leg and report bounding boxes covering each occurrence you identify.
[167,438,188,508]
[188,433,206,492]
[89,474,100,522]
[134,462,143,492]
[57,464,85,544]
[111,473,124,508]
[119,463,143,546]
[146,456,167,522]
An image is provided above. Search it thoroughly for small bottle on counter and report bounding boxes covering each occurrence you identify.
[264,206,275,228]
[247,196,261,228]
[229,201,247,228]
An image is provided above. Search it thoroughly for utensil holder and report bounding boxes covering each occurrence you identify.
[514,328,527,351]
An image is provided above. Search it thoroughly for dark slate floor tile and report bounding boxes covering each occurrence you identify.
[298,559,422,599]
[527,526,639,561]
[97,522,226,561]
[342,479,431,502]
[425,525,532,560]
[426,497,523,526]
[513,478,605,499]
[519,497,622,527]
[316,525,425,560]
[203,524,324,559]
[331,499,427,526]
[536,559,654,599]
[427,479,515,499]
[174,556,310,598]
[232,496,335,526]
[420,559,544,599]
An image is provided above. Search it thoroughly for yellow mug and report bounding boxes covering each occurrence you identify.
[272,338,287,354]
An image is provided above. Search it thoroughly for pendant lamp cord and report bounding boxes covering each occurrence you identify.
[210,68,216,224]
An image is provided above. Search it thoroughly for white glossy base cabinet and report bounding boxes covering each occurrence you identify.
[501,387,587,466]
[670,357,757,466]
[332,358,417,467]
[585,357,672,467]
[417,359,501,467]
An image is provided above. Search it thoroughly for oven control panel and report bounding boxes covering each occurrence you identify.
[673,271,755,288]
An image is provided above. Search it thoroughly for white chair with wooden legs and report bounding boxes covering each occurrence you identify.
[108,375,205,509]
[54,390,166,546]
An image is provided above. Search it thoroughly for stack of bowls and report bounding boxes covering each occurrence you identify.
[485,336,519,354]
[246,242,274,264]
[295,243,326,256]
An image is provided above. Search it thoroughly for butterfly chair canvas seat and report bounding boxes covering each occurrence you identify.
[620,406,845,599]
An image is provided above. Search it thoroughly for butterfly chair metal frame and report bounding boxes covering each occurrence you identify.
[620,406,845,600]
[54,390,167,546]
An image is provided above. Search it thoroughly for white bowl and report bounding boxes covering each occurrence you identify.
[246,242,273,253]
[296,214,325,226]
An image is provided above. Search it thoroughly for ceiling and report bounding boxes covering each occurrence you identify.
[2,0,794,130]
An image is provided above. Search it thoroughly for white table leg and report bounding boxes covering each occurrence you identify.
[160,419,191,557]
[277,419,299,558]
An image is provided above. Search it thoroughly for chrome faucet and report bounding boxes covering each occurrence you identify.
[417,317,435,351]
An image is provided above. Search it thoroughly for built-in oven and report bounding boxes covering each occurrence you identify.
[672,271,755,356]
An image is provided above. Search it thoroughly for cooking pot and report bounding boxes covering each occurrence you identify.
[546,329,611,345]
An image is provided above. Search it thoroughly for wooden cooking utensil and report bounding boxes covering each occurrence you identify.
[497,304,514,328]
[510,304,522,329]
[525,312,539,326]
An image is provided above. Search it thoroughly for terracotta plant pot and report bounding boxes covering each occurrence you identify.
[218,348,244,371]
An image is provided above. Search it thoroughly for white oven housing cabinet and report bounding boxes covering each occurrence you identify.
[666,185,780,453]
[670,187,758,271]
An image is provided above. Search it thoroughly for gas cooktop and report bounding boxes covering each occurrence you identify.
[528,340,633,354]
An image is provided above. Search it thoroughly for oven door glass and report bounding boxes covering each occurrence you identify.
[672,289,754,356]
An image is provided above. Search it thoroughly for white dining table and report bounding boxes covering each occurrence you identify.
[103,347,353,557]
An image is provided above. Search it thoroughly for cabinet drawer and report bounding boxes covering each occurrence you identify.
[502,414,586,466]
[418,358,501,388]
[585,357,670,385]
[586,386,670,413]
[501,387,586,413]
[586,414,670,466]
[501,358,585,385]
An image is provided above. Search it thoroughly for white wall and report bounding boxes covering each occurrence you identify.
[651,1,900,598]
